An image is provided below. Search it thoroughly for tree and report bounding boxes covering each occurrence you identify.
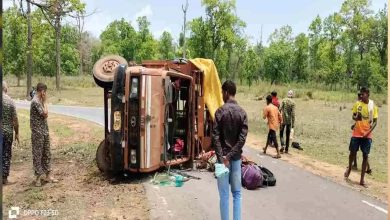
[181,0,189,58]
[242,47,260,87]
[265,25,294,83]
[308,15,323,73]
[100,18,137,60]
[26,0,86,90]
[340,0,373,60]
[188,17,212,58]
[3,6,27,86]
[159,31,175,60]
[323,13,342,66]
[264,43,291,84]
[370,4,387,67]
[292,33,309,81]
[134,16,159,62]
[18,0,34,97]
[200,0,246,78]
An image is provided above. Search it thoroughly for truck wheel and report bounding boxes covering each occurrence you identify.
[93,55,127,89]
[96,140,111,173]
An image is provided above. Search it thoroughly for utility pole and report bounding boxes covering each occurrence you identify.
[181,0,188,58]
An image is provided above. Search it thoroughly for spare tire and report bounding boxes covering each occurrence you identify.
[93,55,127,89]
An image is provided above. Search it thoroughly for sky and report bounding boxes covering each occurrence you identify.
[4,0,387,45]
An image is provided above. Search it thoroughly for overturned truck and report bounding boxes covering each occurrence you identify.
[93,55,223,175]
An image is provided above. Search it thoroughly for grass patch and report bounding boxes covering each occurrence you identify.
[240,94,388,183]
[238,81,387,103]
[5,75,103,107]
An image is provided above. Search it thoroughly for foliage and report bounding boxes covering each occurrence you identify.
[3,0,387,92]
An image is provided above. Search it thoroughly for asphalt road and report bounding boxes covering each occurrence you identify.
[16,101,388,220]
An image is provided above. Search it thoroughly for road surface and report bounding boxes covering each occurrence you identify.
[16,101,388,220]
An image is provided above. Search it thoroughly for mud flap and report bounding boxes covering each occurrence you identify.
[110,64,126,173]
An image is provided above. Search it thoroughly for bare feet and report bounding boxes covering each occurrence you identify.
[273,154,281,159]
[344,167,351,179]
[262,147,266,154]
[359,181,368,188]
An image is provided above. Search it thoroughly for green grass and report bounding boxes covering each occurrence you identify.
[237,81,387,105]
[238,91,388,183]
[5,75,104,107]
[12,109,103,163]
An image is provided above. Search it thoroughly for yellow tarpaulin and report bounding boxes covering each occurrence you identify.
[190,58,224,120]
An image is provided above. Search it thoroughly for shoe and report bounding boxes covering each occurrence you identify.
[44,174,59,183]
[366,169,372,175]
[35,175,42,187]
[280,147,285,153]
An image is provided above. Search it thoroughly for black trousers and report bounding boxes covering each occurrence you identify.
[280,124,291,151]
[267,129,279,148]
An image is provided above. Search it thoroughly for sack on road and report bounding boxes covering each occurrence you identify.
[242,164,263,190]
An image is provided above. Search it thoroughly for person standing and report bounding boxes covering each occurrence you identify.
[271,91,280,108]
[213,80,248,220]
[279,90,296,154]
[30,83,58,187]
[263,95,283,158]
[2,81,19,184]
[345,87,377,187]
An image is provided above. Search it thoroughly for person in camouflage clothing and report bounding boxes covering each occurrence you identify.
[279,90,296,154]
[2,81,19,184]
[30,83,58,186]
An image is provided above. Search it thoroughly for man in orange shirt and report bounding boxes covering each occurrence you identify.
[344,87,378,187]
[263,95,283,158]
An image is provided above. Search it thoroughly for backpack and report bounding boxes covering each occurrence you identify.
[241,164,263,190]
[259,166,276,186]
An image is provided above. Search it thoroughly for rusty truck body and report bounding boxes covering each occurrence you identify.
[93,55,216,174]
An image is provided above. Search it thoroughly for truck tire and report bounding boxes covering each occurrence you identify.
[96,139,111,173]
[93,55,127,89]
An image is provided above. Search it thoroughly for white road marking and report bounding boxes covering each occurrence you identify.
[362,200,388,214]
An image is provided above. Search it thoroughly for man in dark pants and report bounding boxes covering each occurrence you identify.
[213,80,248,220]
[2,81,19,184]
[344,87,377,187]
[30,83,58,186]
[263,95,283,158]
[280,90,295,154]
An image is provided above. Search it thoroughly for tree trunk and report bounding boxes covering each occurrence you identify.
[55,17,61,90]
[26,1,33,98]
[79,44,83,75]
[17,76,21,87]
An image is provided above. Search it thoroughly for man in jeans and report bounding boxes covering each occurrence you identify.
[213,80,248,220]
[280,90,295,154]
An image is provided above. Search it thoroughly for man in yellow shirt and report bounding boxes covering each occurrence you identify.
[344,87,378,187]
